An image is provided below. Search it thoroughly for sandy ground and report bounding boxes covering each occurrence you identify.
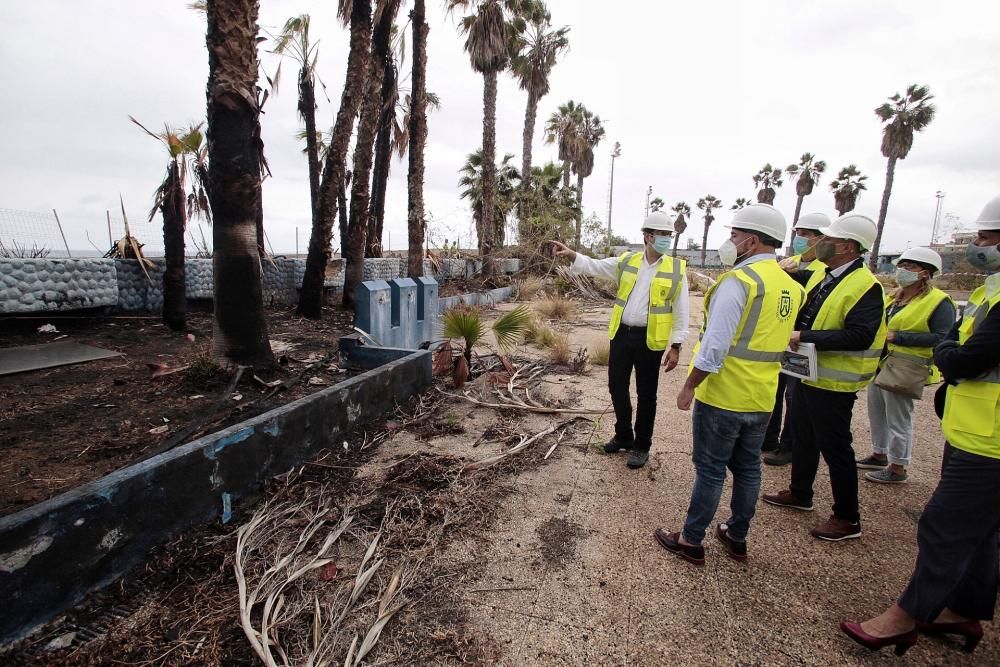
[400,297,998,666]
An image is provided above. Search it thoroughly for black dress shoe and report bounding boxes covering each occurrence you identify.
[603,437,632,454]
[627,450,649,468]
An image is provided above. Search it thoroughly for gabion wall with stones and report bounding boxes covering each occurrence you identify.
[0,257,358,314]
[0,258,118,313]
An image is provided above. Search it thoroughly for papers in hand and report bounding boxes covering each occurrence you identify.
[780,342,817,381]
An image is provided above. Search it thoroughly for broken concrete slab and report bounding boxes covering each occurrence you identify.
[0,342,121,376]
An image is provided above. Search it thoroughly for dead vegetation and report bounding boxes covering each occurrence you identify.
[533,293,576,321]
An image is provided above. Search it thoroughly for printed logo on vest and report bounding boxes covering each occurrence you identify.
[778,290,792,319]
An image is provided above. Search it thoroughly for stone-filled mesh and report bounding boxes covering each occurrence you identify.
[0,258,118,313]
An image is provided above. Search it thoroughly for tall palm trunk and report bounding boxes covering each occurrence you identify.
[300,68,321,220]
[519,88,539,242]
[205,0,273,367]
[870,156,896,271]
[574,171,584,247]
[162,160,187,331]
[561,160,570,188]
[298,0,372,318]
[338,171,350,254]
[367,58,396,258]
[671,229,681,258]
[700,223,709,267]
[406,0,429,279]
[789,194,804,255]
[479,69,498,279]
[343,0,399,307]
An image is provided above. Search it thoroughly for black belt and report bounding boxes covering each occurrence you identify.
[619,324,647,333]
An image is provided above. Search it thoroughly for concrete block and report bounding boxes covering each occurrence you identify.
[354,280,392,346]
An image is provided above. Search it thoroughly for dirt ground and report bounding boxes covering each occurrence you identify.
[4,295,998,666]
[0,305,355,515]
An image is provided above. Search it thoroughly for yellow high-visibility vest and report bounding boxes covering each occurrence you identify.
[943,280,1000,459]
[608,252,686,351]
[789,254,825,272]
[803,265,887,392]
[691,259,805,412]
[884,288,953,385]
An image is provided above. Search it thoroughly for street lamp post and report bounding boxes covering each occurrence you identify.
[606,142,621,251]
[644,186,653,218]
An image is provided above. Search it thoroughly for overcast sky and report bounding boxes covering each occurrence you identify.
[1,0,998,256]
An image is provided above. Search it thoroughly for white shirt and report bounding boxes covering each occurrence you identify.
[818,259,855,287]
[693,253,776,373]
[571,251,690,344]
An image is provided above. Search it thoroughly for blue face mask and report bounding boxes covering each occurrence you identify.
[652,236,672,254]
[791,235,811,256]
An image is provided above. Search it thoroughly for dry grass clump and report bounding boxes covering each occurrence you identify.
[513,275,546,301]
[534,294,575,320]
[588,341,610,366]
[547,333,571,365]
[524,316,561,348]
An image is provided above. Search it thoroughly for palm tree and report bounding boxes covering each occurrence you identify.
[270,15,323,225]
[649,197,665,212]
[510,3,569,201]
[570,108,604,246]
[871,84,936,269]
[752,164,783,205]
[407,0,430,279]
[448,0,527,280]
[544,100,585,188]
[670,201,690,257]
[131,118,211,332]
[785,153,826,228]
[343,0,403,306]
[518,161,579,250]
[204,0,273,366]
[730,197,750,211]
[459,151,521,249]
[829,165,868,216]
[696,195,722,267]
[298,0,373,318]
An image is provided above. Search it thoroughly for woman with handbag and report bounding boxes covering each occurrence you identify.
[856,247,955,484]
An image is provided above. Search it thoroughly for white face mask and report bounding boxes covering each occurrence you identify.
[718,237,752,266]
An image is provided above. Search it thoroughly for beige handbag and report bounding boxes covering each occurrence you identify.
[874,352,928,400]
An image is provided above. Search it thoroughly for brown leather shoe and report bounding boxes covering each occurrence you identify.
[653,528,705,566]
[762,489,814,512]
[811,514,861,541]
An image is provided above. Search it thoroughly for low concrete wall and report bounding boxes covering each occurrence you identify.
[438,286,515,312]
[0,347,432,644]
[0,259,118,313]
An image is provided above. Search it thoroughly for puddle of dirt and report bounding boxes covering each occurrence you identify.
[536,516,584,565]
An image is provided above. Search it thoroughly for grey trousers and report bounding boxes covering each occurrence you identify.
[898,445,1000,622]
[867,384,916,466]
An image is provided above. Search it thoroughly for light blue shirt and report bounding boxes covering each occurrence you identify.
[693,253,777,373]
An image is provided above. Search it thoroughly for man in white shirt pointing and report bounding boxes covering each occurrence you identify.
[550,211,690,468]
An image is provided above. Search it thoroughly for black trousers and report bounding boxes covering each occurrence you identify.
[764,374,798,449]
[789,382,860,523]
[898,445,1000,622]
[608,325,664,451]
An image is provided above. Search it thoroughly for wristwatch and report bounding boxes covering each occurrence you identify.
[670,343,682,351]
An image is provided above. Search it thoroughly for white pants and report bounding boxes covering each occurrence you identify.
[867,384,915,466]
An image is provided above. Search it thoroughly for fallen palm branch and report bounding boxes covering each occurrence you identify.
[234,489,409,667]
[463,417,588,471]
[555,265,616,300]
[436,387,607,415]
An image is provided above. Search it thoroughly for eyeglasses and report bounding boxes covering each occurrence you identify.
[643,230,672,238]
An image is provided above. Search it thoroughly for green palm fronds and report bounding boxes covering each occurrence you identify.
[491,305,531,352]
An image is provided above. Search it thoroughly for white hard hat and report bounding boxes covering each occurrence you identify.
[726,203,787,244]
[895,247,943,273]
[794,212,831,232]
[642,211,674,233]
[825,213,877,251]
[974,194,1000,231]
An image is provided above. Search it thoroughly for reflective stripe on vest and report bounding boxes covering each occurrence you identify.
[692,259,805,412]
[607,252,685,351]
[943,283,1000,459]
[803,265,887,392]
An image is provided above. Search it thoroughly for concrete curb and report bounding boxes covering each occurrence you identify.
[438,286,514,312]
[0,346,431,644]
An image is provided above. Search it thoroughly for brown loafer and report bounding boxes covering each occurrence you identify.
[653,528,705,566]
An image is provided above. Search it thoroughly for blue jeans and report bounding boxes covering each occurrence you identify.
[682,400,770,545]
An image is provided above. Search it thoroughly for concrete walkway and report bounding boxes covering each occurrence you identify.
[435,301,997,666]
